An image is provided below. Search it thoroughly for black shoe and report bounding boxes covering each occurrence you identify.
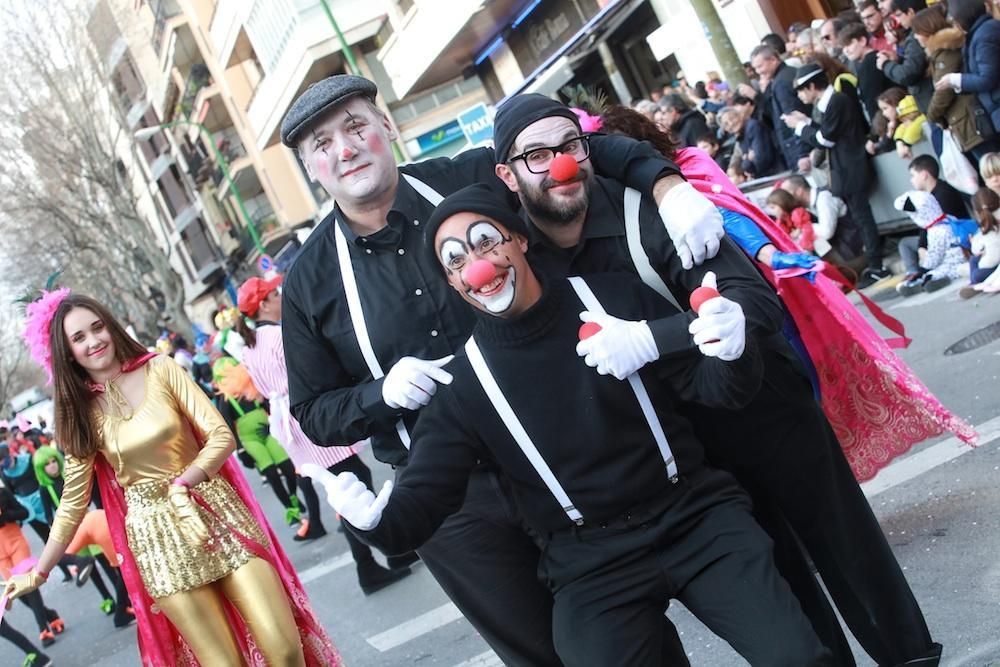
[923,276,950,293]
[857,266,892,289]
[358,563,411,595]
[113,607,136,628]
[293,522,327,542]
[387,552,420,570]
[76,557,95,587]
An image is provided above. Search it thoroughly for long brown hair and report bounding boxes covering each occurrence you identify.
[911,5,949,37]
[972,187,1000,234]
[598,105,680,159]
[51,294,148,458]
[232,315,258,349]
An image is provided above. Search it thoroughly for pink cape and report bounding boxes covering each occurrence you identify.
[92,356,341,666]
[675,148,977,481]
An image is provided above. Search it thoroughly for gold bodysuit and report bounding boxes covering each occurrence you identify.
[50,355,267,598]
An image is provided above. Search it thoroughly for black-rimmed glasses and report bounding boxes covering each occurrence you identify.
[506,135,591,174]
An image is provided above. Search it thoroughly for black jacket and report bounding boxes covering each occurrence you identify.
[762,61,812,167]
[360,275,762,550]
[672,109,711,148]
[882,31,933,113]
[0,486,28,526]
[798,87,875,197]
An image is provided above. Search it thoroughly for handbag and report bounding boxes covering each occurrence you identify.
[939,129,980,195]
[971,100,997,139]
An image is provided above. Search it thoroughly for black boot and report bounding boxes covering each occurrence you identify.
[357,561,411,595]
[387,552,420,570]
[895,643,943,666]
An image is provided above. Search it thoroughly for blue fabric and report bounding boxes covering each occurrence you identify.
[944,217,979,250]
[720,207,771,259]
[771,251,819,275]
[962,15,1000,131]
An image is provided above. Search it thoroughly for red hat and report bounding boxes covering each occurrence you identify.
[237,275,282,317]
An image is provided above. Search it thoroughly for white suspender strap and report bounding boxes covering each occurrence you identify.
[334,223,412,448]
[464,337,585,524]
[567,277,679,480]
[623,187,681,311]
[401,173,445,206]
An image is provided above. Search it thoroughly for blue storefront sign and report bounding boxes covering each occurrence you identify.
[414,120,465,155]
[458,103,494,146]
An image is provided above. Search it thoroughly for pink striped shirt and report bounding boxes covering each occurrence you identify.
[241,324,360,468]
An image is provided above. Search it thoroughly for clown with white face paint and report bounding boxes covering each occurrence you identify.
[307,183,838,667]
[438,217,523,315]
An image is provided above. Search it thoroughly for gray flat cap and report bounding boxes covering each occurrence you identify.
[280,74,378,147]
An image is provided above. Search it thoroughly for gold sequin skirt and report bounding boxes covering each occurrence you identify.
[124,476,269,599]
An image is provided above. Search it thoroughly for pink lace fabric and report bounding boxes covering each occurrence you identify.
[675,147,977,481]
[91,355,341,666]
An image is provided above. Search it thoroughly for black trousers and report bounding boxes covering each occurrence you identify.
[540,468,831,667]
[839,184,881,270]
[687,346,936,666]
[411,468,563,666]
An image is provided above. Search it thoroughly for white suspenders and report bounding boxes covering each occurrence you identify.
[464,276,679,526]
[623,187,681,311]
[567,277,679,481]
[333,174,445,449]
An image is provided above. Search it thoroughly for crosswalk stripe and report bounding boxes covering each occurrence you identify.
[862,417,1000,498]
[297,551,354,584]
[451,650,503,667]
[366,602,464,652]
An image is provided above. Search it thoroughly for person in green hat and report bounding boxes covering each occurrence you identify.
[34,445,134,627]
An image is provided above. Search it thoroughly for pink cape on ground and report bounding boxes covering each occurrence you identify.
[675,147,977,481]
[92,353,341,666]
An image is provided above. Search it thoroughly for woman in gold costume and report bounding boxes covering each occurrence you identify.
[5,291,340,666]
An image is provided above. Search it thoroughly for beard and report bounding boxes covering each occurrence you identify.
[515,169,591,226]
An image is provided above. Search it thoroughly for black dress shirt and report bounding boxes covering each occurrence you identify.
[283,140,682,465]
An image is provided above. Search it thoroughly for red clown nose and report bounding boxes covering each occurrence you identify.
[578,322,602,340]
[548,153,579,182]
[689,286,720,313]
[465,260,497,290]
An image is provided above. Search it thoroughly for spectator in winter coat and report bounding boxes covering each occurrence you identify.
[719,107,784,178]
[841,22,896,122]
[659,94,711,148]
[935,0,1000,161]
[915,6,987,156]
[749,45,813,171]
[877,0,933,112]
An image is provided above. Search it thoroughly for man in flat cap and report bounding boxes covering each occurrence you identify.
[279,74,721,665]
[783,63,890,288]
[495,95,941,666]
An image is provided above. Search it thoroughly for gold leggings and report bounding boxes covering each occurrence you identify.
[156,557,305,666]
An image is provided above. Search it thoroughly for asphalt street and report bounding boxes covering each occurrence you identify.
[2,279,998,666]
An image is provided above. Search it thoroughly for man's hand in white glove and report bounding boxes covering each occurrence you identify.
[382,355,454,411]
[656,181,724,270]
[687,273,746,361]
[575,311,658,381]
[301,464,392,531]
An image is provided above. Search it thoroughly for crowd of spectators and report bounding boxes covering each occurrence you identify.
[625,0,1000,292]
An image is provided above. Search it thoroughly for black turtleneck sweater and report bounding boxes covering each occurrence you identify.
[360,274,762,551]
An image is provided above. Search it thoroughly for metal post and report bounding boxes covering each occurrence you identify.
[318,0,362,76]
[158,120,266,254]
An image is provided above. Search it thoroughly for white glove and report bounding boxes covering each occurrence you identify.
[301,464,392,531]
[382,355,454,411]
[657,181,725,270]
[687,273,746,361]
[575,312,658,381]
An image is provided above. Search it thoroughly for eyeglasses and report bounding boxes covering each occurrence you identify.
[507,135,592,174]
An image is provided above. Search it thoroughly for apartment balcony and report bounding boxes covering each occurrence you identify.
[376,0,526,99]
[232,0,385,149]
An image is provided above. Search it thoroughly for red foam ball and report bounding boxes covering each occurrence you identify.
[578,322,602,340]
[689,286,721,313]
[465,260,497,290]
[548,153,579,182]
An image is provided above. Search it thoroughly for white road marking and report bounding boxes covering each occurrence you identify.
[862,417,1000,498]
[366,602,464,652]
[451,650,504,667]
[297,551,354,584]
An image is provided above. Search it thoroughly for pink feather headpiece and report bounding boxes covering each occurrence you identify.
[22,288,71,384]
[571,107,603,133]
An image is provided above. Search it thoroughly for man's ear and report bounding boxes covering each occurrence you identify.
[381,112,398,141]
[495,163,520,193]
[515,232,529,253]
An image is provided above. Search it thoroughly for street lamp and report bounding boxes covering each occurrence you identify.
[134,121,266,254]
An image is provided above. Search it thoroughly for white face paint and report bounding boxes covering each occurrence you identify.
[438,219,519,314]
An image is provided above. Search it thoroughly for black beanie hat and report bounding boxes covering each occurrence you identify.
[423,183,529,274]
[493,93,582,164]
